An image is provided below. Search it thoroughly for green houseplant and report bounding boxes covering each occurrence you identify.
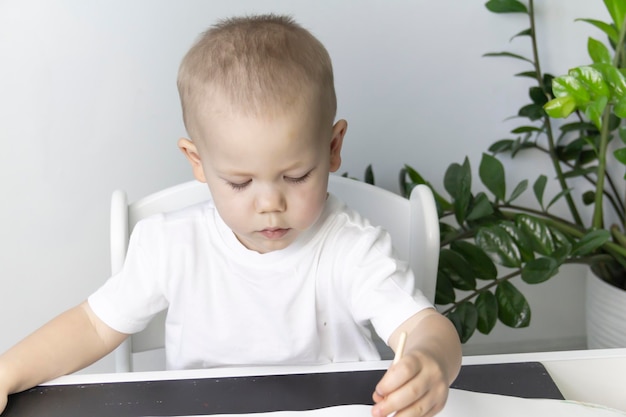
[398,0,626,343]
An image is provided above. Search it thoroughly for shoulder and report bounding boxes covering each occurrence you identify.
[131,200,214,243]
[321,194,393,254]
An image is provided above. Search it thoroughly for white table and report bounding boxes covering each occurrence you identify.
[25,348,625,415]
[462,348,626,412]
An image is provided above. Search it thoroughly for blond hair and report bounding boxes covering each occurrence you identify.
[177,14,337,138]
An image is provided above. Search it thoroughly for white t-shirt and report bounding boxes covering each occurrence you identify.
[88,193,432,370]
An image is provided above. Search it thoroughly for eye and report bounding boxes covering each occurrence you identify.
[226,180,251,191]
[285,171,311,184]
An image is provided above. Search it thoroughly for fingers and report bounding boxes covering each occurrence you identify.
[375,354,420,398]
[371,354,449,417]
[372,357,421,416]
[372,383,447,417]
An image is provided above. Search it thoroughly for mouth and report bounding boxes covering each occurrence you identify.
[259,228,290,239]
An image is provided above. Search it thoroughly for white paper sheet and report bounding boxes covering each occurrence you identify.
[144,388,626,417]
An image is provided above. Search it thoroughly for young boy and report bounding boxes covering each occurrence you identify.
[0,14,461,417]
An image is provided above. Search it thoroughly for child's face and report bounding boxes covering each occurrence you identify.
[180,102,346,254]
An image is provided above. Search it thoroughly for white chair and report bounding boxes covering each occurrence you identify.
[110,175,439,372]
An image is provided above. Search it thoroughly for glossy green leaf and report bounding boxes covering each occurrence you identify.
[596,63,626,97]
[550,230,573,263]
[559,134,589,151]
[603,0,626,29]
[447,302,478,343]
[398,168,412,198]
[614,96,626,118]
[543,74,555,96]
[551,75,591,104]
[571,229,611,256]
[587,37,612,64]
[475,291,498,334]
[510,28,532,41]
[439,222,458,243]
[445,159,473,225]
[559,121,598,133]
[602,108,620,129]
[475,225,522,268]
[515,71,538,79]
[507,179,528,203]
[496,281,531,328]
[364,164,375,185]
[569,66,610,98]
[576,18,619,44]
[451,240,498,280]
[483,52,533,64]
[403,165,453,211]
[533,175,547,209]
[582,190,596,205]
[585,96,608,130]
[466,192,494,221]
[489,139,514,154]
[614,147,626,165]
[515,214,555,256]
[529,86,548,105]
[546,187,574,210]
[511,126,542,134]
[439,249,477,290]
[443,163,462,199]
[479,153,506,201]
[518,103,545,121]
[402,164,426,184]
[434,192,453,214]
[521,257,559,284]
[485,0,528,13]
[544,95,577,118]
[435,270,455,305]
[562,166,596,179]
[399,166,418,198]
[497,221,535,263]
[557,141,583,162]
[509,137,536,157]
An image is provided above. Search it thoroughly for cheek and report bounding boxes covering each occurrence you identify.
[207,185,247,227]
[290,181,328,227]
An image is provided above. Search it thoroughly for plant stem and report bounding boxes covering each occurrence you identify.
[499,207,626,259]
[593,110,612,229]
[441,253,618,315]
[440,270,520,315]
[501,204,582,229]
[593,15,626,229]
[532,143,625,220]
[617,16,626,230]
[528,0,583,226]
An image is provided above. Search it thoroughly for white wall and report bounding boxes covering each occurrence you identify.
[0,0,610,372]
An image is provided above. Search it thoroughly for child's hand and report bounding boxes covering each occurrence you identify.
[371,309,462,417]
[371,349,450,417]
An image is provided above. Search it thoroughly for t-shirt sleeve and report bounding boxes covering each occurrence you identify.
[340,224,433,345]
[88,219,168,334]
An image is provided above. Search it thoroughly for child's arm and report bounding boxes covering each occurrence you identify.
[371,308,462,417]
[0,301,127,414]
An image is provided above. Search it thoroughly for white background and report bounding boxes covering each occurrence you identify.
[0,0,612,372]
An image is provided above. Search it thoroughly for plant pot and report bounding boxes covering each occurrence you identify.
[586,270,626,348]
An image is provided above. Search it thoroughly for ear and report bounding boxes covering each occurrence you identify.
[329,119,347,173]
[178,138,207,183]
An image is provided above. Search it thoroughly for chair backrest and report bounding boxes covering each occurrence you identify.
[109,175,439,372]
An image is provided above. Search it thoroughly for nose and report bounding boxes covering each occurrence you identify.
[255,184,286,213]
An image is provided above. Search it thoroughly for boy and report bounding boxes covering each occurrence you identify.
[0,14,460,417]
